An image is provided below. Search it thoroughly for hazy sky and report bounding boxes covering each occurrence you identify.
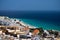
[0,0,60,11]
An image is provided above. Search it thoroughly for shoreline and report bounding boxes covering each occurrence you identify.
[20,21,37,28]
[0,16,60,31]
[0,16,60,40]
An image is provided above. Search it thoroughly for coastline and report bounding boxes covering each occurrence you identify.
[20,21,37,28]
[19,19,60,31]
[0,16,60,40]
[0,16,60,31]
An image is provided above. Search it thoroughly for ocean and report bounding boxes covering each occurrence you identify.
[0,11,60,31]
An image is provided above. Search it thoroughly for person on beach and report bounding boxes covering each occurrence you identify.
[31,29,40,40]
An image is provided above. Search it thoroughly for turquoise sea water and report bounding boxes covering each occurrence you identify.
[0,11,60,31]
[19,19,60,31]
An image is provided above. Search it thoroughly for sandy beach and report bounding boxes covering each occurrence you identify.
[0,16,60,40]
